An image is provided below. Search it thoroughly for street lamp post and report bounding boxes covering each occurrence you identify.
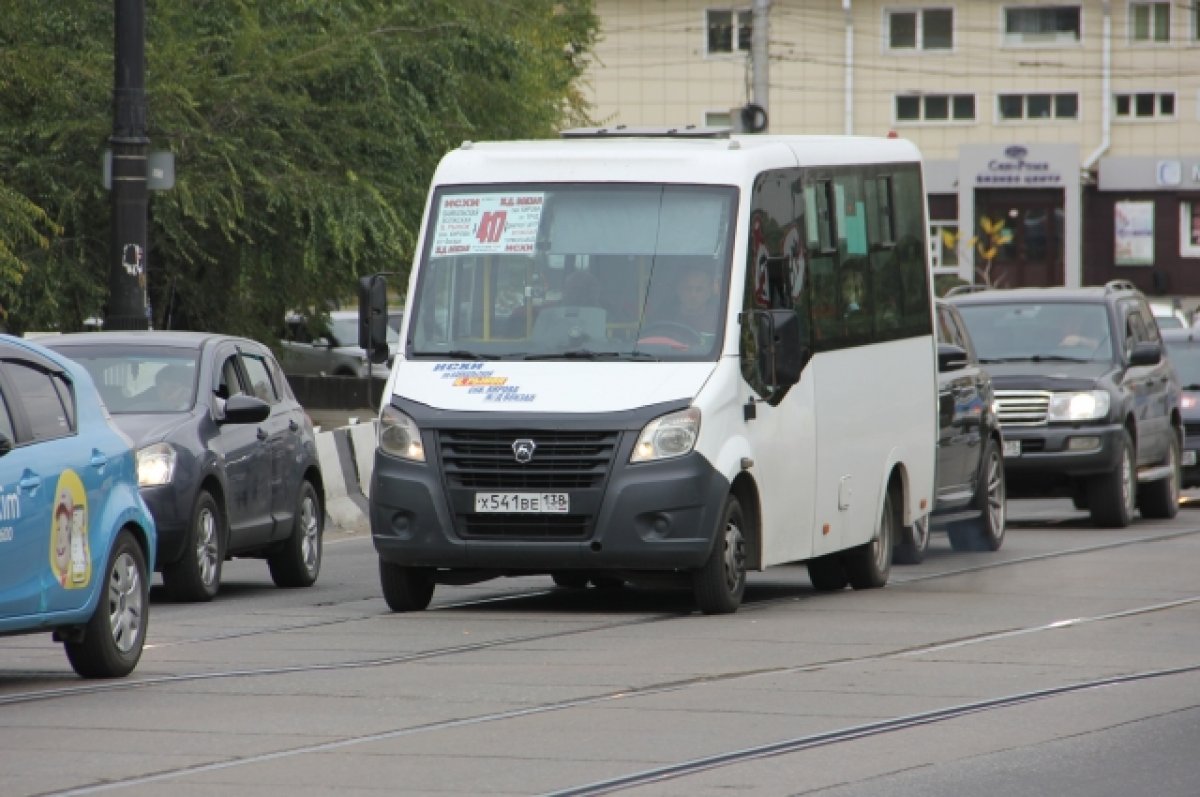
[106,0,150,331]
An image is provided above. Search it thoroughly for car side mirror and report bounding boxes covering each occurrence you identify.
[358,275,391,364]
[1129,341,1162,367]
[220,394,271,425]
[938,343,969,372]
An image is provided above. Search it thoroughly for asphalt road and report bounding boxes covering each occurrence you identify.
[2,496,1199,796]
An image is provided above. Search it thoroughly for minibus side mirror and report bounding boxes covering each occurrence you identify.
[358,274,391,364]
[751,309,806,392]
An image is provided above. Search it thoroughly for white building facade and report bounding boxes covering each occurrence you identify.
[582,1,1200,293]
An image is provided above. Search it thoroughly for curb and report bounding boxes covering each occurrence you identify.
[315,421,376,535]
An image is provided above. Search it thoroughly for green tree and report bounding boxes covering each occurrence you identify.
[0,0,597,340]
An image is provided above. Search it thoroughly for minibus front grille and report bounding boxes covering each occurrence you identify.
[460,514,590,540]
[439,429,619,490]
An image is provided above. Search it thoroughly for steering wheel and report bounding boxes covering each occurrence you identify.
[638,321,704,349]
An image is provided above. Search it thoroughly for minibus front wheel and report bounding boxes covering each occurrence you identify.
[379,560,435,612]
[691,494,747,615]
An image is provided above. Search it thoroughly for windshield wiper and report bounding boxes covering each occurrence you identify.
[411,350,498,360]
[979,355,1090,364]
[524,350,658,361]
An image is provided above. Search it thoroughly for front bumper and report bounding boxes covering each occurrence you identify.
[369,446,730,575]
[139,483,193,569]
[1182,431,1200,488]
[1000,422,1126,496]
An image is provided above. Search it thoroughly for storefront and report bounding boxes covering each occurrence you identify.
[927,143,1082,291]
[1089,157,1200,297]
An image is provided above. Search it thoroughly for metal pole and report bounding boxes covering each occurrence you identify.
[107,0,150,331]
[751,0,770,130]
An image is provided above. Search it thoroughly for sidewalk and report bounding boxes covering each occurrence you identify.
[307,407,376,432]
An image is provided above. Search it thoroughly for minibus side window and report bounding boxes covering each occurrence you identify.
[741,168,810,403]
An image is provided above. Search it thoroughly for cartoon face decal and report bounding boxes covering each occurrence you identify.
[49,470,91,589]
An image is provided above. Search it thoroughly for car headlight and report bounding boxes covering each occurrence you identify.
[137,442,177,487]
[631,407,700,463]
[1047,390,1111,422]
[379,405,426,462]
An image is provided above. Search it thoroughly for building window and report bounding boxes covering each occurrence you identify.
[1004,5,1082,44]
[886,8,953,50]
[1114,92,1176,119]
[896,93,975,122]
[998,92,1079,120]
[707,8,752,54]
[1130,2,1170,43]
[1181,202,1200,257]
[704,110,733,129]
[930,222,960,271]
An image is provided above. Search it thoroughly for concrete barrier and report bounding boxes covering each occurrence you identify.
[315,420,377,534]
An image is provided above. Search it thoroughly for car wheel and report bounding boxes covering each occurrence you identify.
[1088,430,1135,528]
[691,494,747,615]
[64,531,148,678]
[894,513,930,565]
[379,560,434,612]
[268,480,323,588]
[163,490,224,602]
[551,572,589,589]
[948,437,1007,552]
[1137,433,1180,520]
[844,486,895,589]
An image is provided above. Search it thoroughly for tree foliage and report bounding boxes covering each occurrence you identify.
[0,0,597,339]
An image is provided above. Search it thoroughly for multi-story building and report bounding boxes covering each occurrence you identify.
[583,1,1200,295]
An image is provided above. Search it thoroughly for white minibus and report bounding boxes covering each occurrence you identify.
[361,130,938,614]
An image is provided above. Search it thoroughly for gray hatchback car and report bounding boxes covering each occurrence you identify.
[44,331,325,602]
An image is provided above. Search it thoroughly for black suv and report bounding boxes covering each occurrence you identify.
[948,280,1182,528]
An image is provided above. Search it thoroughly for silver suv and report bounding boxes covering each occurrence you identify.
[280,310,397,378]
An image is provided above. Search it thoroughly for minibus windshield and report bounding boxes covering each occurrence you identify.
[407,183,738,361]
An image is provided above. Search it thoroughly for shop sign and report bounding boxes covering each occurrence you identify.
[974,145,1064,187]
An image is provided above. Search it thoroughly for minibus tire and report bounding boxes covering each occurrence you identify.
[806,554,848,591]
[379,560,434,612]
[691,495,747,615]
[844,487,895,589]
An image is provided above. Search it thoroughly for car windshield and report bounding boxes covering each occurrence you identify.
[1165,339,1200,387]
[1154,314,1184,330]
[406,183,737,361]
[47,346,200,413]
[955,302,1114,363]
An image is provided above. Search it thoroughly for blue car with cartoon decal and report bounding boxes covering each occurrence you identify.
[0,334,156,678]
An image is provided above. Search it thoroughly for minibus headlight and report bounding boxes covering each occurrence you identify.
[379,405,426,462]
[137,442,177,487]
[631,407,701,463]
[1047,390,1110,422]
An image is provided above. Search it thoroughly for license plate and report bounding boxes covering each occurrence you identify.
[1002,439,1021,458]
[474,492,569,513]
[1184,450,1197,467]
